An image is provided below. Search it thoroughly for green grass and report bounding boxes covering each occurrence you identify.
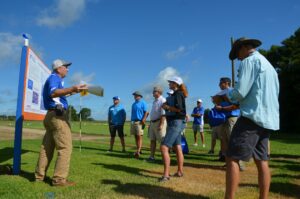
[0,121,299,199]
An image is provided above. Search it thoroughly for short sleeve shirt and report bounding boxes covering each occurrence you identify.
[43,73,68,110]
[192,106,204,125]
[131,99,148,121]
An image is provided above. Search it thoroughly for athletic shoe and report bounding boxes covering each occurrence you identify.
[193,143,198,146]
[208,150,214,154]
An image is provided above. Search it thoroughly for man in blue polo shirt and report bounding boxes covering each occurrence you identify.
[108,96,126,152]
[225,38,279,199]
[35,59,87,187]
[191,99,205,147]
[131,91,149,158]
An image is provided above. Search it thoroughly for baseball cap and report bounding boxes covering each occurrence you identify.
[153,86,163,94]
[52,59,72,70]
[220,77,231,84]
[113,96,120,100]
[167,76,183,85]
[197,99,202,103]
[132,91,143,97]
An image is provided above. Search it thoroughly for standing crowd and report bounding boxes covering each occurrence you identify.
[35,37,279,199]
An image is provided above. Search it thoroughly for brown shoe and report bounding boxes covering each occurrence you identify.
[52,180,76,187]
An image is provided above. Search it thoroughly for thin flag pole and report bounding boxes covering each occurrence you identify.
[79,95,82,152]
[231,37,235,87]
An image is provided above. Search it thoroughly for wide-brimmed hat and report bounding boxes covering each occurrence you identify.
[132,91,143,97]
[52,59,72,70]
[229,37,262,60]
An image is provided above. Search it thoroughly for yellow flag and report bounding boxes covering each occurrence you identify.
[80,90,89,96]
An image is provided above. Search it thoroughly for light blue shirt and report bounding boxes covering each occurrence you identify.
[131,99,148,121]
[108,104,126,125]
[227,51,279,130]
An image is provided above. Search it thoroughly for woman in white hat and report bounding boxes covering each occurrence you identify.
[160,76,188,182]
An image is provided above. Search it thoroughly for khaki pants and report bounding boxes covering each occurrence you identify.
[221,117,238,151]
[35,111,72,184]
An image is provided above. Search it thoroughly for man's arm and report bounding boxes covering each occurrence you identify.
[141,112,149,125]
[51,84,87,98]
[228,60,257,102]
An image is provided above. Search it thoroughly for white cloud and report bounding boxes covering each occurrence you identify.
[37,0,86,28]
[165,43,199,60]
[140,67,181,101]
[69,72,95,85]
[165,46,187,60]
[0,33,23,68]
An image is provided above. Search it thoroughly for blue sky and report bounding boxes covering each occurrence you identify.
[0,0,299,120]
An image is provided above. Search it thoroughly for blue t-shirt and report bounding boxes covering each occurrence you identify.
[131,99,147,121]
[220,101,240,117]
[192,106,204,125]
[43,73,68,110]
[108,104,126,125]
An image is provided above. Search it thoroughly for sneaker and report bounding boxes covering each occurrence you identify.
[158,176,170,182]
[107,149,113,152]
[52,180,76,187]
[202,144,206,148]
[218,155,225,162]
[208,150,214,154]
[146,157,155,162]
[193,143,198,146]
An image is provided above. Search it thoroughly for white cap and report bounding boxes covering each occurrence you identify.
[52,59,72,70]
[168,76,183,85]
[197,99,202,103]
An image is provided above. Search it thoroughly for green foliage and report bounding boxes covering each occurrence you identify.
[259,27,300,133]
[79,107,92,121]
[67,105,78,121]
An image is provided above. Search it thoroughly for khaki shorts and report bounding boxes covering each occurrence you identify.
[148,120,167,142]
[130,121,144,136]
[211,125,222,140]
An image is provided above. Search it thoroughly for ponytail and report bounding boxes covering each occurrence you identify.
[179,84,188,98]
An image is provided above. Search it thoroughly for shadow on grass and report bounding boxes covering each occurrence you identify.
[184,162,226,171]
[270,153,300,159]
[0,147,35,163]
[270,182,300,198]
[92,162,160,179]
[272,173,300,179]
[102,179,210,199]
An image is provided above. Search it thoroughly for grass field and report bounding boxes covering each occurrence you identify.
[0,120,299,199]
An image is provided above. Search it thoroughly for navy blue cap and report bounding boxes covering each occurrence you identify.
[113,96,120,100]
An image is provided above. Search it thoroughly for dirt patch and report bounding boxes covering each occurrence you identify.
[0,126,106,141]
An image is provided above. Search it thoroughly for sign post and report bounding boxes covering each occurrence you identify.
[13,44,28,175]
[13,35,50,174]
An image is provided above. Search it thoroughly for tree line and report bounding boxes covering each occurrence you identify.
[259,27,300,133]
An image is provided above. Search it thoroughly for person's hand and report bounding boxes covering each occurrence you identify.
[140,120,145,125]
[72,84,88,93]
[162,104,169,111]
[215,105,222,111]
[158,124,162,131]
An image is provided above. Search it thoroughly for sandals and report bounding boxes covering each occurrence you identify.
[171,172,184,177]
[158,176,170,182]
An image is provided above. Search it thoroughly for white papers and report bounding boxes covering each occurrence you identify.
[88,85,104,96]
